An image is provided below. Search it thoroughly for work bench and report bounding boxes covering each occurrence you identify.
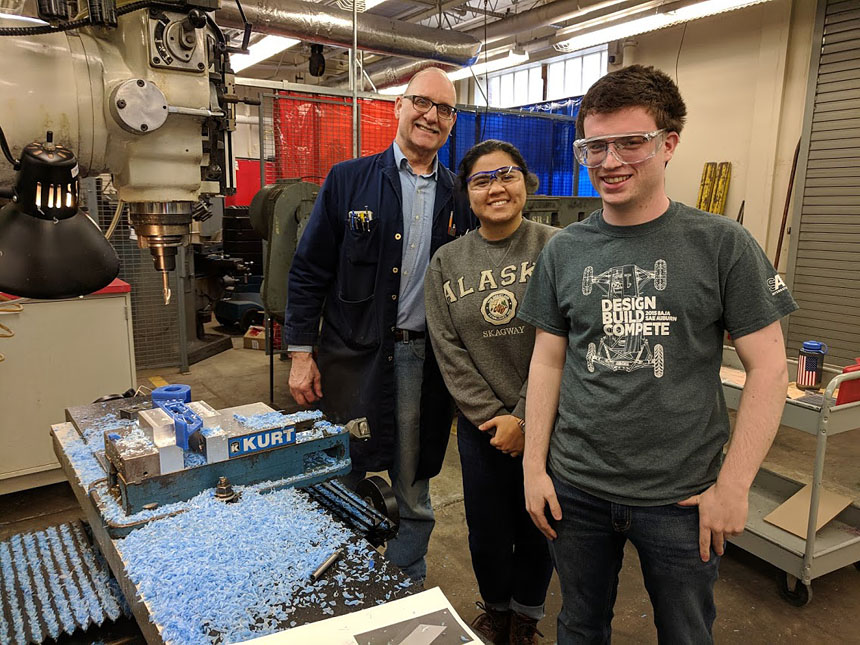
[46,397,414,645]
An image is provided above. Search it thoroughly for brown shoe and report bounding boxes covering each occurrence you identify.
[470,602,511,644]
[509,611,543,645]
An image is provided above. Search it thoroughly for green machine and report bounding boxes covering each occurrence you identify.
[248,180,320,403]
[248,179,319,322]
[523,195,602,228]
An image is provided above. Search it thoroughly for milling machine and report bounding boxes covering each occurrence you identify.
[0,0,245,302]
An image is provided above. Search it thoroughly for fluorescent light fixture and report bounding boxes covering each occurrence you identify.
[0,12,49,24]
[663,0,773,20]
[231,35,301,72]
[556,14,667,51]
[447,50,530,82]
[555,0,772,52]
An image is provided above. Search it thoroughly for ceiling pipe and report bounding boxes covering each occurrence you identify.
[332,58,459,88]
[216,0,482,66]
[329,25,559,88]
[368,59,459,89]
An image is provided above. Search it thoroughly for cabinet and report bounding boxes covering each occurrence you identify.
[0,281,136,494]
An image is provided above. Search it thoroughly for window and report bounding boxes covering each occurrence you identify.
[475,45,608,107]
[476,64,543,108]
[500,73,514,108]
[528,67,543,102]
[546,46,607,101]
[563,56,582,97]
[484,76,500,107]
[582,50,604,92]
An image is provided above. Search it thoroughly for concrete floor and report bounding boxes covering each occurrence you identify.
[2,333,859,644]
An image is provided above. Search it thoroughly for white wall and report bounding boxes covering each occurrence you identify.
[618,0,815,267]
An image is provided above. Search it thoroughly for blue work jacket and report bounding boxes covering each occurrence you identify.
[284,145,474,476]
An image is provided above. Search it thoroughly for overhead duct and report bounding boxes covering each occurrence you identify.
[332,57,458,89]
[215,0,481,66]
[340,29,554,89]
[367,59,457,88]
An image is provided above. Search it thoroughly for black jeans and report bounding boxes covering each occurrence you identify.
[457,414,553,618]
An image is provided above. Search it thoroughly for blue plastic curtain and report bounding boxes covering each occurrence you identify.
[440,101,598,197]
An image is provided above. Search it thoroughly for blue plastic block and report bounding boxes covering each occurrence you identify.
[151,384,191,403]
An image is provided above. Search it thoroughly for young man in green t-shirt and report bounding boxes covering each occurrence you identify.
[517,65,798,643]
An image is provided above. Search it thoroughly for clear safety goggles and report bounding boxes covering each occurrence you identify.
[573,129,665,168]
[466,165,525,191]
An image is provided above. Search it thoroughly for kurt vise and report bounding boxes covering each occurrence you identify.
[101,385,353,515]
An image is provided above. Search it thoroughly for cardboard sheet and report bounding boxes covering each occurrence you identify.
[763,484,853,539]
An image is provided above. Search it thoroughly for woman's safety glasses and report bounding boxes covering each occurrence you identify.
[466,166,525,191]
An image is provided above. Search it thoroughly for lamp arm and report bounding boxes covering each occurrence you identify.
[0,123,20,170]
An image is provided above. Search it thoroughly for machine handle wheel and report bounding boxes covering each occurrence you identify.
[356,475,400,530]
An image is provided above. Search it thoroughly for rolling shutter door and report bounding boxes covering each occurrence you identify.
[786,0,860,368]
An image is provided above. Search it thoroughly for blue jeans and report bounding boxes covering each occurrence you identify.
[346,338,434,582]
[549,472,719,644]
[458,415,553,620]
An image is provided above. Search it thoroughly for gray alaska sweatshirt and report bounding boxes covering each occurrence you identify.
[425,218,557,427]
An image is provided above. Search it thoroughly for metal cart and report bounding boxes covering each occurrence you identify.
[721,347,860,606]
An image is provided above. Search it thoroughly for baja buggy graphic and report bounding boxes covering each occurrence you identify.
[582,260,667,377]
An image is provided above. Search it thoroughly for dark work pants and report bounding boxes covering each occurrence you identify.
[549,472,720,644]
[457,414,553,619]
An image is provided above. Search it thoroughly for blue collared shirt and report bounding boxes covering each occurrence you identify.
[392,141,437,331]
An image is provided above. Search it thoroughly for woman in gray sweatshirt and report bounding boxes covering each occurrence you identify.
[425,140,556,645]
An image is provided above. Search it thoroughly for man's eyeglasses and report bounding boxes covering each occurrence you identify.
[573,129,665,168]
[403,95,457,120]
[466,166,524,191]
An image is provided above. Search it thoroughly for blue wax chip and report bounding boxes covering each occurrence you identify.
[114,480,402,643]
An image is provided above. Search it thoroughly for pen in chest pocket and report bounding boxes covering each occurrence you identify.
[347,209,375,233]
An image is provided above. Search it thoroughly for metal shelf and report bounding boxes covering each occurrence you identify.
[722,347,860,605]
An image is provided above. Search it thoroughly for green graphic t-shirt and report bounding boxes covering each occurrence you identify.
[518,201,799,505]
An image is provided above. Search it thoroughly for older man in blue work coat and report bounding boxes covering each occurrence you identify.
[284,68,473,583]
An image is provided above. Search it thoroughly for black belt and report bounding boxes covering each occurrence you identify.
[394,328,425,342]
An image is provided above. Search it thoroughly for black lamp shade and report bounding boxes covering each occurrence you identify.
[0,202,120,299]
[0,135,120,299]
